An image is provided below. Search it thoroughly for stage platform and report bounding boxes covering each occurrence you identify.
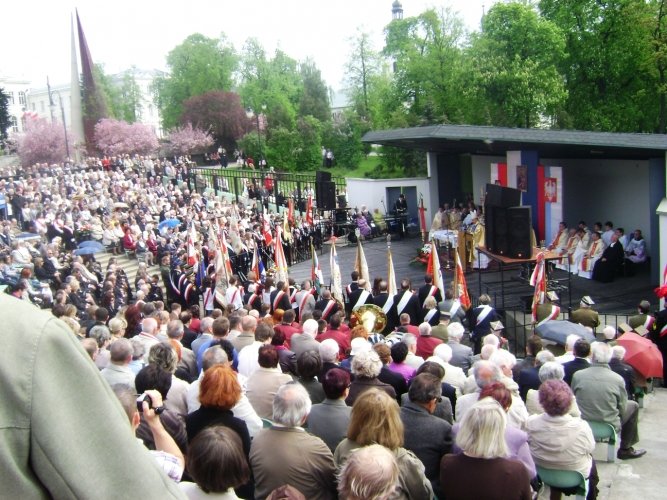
[288,237,658,316]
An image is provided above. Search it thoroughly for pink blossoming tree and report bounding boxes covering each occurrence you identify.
[94,118,158,156]
[15,117,73,167]
[165,123,214,155]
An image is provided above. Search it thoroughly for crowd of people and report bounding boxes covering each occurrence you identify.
[0,158,660,500]
[548,221,648,282]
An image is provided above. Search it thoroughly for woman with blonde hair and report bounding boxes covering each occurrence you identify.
[334,389,432,499]
[440,398,532,500]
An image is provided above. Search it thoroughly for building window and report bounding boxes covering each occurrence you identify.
[10,116,18,133]
[18,91,26,105]
[7,91,14,105]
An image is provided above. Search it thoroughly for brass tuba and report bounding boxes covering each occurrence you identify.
[351,304,387,334]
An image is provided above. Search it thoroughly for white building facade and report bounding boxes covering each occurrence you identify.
[0,74,32,135]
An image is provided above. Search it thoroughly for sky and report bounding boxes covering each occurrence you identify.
[4,0,495,90]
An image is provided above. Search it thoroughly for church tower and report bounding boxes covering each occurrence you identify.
[392,1,403,20]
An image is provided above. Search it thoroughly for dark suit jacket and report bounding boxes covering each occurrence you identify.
[347,288,372,314]
[314,299,341,321]
[345,377,396,406]
[518,366,541,401]
[379,365,408,402]
[393,290,421,326]
[400,401,452,499]
[269,289,291,313]
[609,358,635,399]
[181,327,197,350]
[418,284,443,307]
[469,305,500,340]
[373,292,397,332]
[563,357,591,386]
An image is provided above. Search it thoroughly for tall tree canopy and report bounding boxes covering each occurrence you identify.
[467,2,567,128]
[0,88,10,141]
[540,0,656,131]
[154,33,237,128]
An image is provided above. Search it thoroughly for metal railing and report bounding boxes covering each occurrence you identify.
[188,166,346,212]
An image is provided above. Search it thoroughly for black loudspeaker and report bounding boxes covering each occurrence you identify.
[507,206,532,258]
[318,181,336,210]
[315,170,332,183]
[485,184,521,208]
[485,206,509,255]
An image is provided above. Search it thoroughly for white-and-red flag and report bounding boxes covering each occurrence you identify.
[426,240,445,299]
[454,248,471,309]
[530,252,547,323]
[329,237,343,302]
[311,240,324,295]
[187,222,198,267]
[387,244,398,297]
[274,227,289,285]
[305,195,313,226]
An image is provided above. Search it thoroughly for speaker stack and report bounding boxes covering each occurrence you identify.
[483,184,531,258]
[315,171,336,211]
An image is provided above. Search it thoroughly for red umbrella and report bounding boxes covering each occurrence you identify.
[617,332,664,378]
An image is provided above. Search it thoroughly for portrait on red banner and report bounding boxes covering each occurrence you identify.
[544,177,557,202]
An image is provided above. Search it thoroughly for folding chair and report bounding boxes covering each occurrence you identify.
[586,420,617,462]
[537,465,587,500]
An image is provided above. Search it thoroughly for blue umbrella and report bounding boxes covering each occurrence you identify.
[16,232,41,241]
[74,246,103,256]
[535,320,596,346]
[78,240,105,252]
[158,218,181,231]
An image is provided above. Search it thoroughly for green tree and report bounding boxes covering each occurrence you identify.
[651,0,667,132]
[467,2,567,128]
[540,0,656,131]
[154,33,237,129]
[383,8,467,125]
[322,110,367,170]
[345,31,382,121]
[95,65,143,123]
[0,87,10,141]
[299,59,331,122]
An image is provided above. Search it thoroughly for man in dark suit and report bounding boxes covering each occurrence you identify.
[393,279,421,327]
[400,373,452,499]
[609,346,636,399]
[344,271,359,307]
[314,289,341,322]
[593,232,625,283]
[468,294,500,354]
[563,339,591,385]
[512,336,543,381]
[347,279,373,315]
[372,280,397,333]
[518,350,554,401]
[418,274,443,308]
[269,280,291,314]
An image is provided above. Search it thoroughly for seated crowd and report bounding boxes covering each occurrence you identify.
[548,220,647,282]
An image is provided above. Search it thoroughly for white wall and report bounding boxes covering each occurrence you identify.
[346,177,434,221]
[546,158,652,249]
[471,155,505,206]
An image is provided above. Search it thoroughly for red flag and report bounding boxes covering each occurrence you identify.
[306,195,313,225]
[287,198,294,224]
[454,248,471,309]
[419,196,427,242]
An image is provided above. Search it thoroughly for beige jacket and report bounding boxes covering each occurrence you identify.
[526,413,595,477]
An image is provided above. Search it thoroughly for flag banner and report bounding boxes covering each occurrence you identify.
[187,222,198,267]
[251,246,266,283]
[530,252,546,323]
[287,198,294,224]
[311,241,324,295]
[387,245,398,297]
[454,248,471,309]
[306,196,313,226]
[354,238,371,290]
[429,240,445,299]
[274,227,290,285]
[419,196,427,242]
[330,238,343,302]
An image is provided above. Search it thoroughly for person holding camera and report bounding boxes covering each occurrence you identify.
[113,386,186,482]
